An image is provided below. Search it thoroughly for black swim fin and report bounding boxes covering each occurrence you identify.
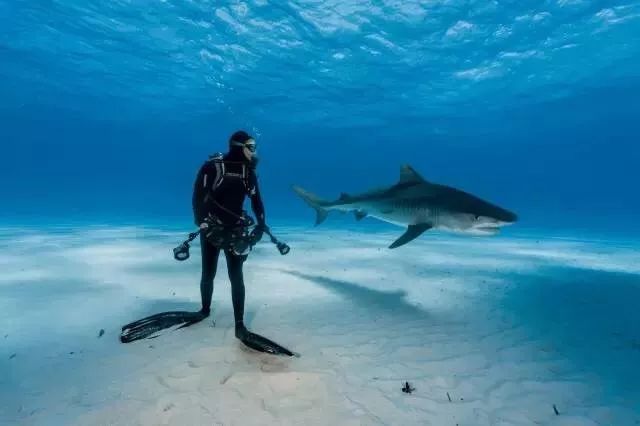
[120,310,207,343]
[236,326,298,357]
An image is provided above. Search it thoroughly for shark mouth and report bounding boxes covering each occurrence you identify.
[476,226,500,234]
[472,219,516,234]
[468,226,499,235]
[471,222,505,235]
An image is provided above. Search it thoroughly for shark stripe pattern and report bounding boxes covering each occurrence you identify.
[293,165,517,249]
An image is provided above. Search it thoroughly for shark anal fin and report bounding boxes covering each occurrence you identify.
[354,210,367,221]
[389,224,433,249]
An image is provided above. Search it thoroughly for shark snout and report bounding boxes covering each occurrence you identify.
[499,209,518,224]
[471,208,517,234]
[483,204,518,224]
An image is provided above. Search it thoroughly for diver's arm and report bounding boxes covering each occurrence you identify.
[249,170,266,228]
[192,162,216,226]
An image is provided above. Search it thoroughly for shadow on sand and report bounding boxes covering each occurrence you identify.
[281,269,429,320]
[284,264,640,412]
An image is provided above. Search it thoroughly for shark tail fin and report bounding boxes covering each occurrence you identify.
[292,185,329,226]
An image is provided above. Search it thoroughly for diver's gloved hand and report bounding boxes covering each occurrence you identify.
[250,223,267,243]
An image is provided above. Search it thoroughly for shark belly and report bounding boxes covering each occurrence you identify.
[365,202,434,228]
[292,163,517,248]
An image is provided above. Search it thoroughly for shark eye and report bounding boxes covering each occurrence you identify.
[474,215,480,221]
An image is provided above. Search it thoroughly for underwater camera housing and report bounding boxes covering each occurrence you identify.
[173,231,200,261]
[172,213,290,260]
[203,213,255,256]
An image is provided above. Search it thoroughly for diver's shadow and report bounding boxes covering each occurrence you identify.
[280,270,428,320]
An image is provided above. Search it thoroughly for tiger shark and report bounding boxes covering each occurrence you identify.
[292,165,517,249]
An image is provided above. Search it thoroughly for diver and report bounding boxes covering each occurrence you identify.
[120,131,295,356]
[191,130,266,341]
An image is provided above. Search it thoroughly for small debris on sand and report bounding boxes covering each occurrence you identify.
[401,381,415,394]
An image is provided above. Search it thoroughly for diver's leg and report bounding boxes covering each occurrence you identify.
[221,251,296,356]
[224,250,248,338]
[200,234,221,315]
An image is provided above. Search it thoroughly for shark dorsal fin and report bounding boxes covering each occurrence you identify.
[339,192,350,201]
[399,165,425,184]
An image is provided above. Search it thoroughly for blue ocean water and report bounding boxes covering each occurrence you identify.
[2,4,640,425]
[1,0,639,237]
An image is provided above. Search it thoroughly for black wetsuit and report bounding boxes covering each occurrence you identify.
[121,147,294,355]
[192,148,266,332]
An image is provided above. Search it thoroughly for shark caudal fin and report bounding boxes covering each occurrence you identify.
[292,185,330,225]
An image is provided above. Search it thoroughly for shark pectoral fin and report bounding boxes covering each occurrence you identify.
[354,210,367,221]
[389,224,433,249]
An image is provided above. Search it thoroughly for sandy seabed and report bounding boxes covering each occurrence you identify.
[1,225,639,426]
